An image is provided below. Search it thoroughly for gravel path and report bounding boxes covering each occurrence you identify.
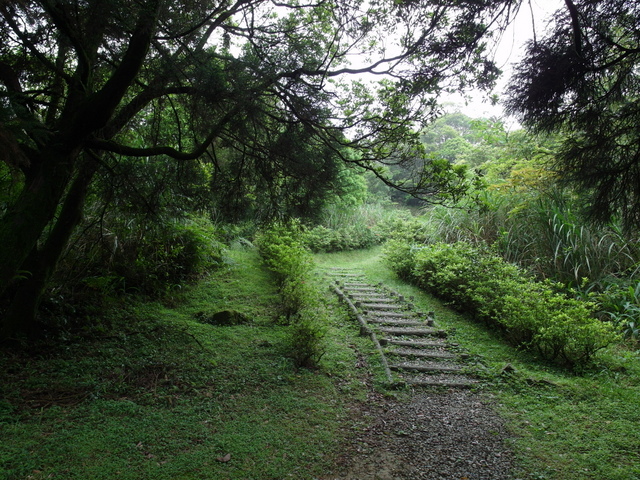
[324,388,515,480]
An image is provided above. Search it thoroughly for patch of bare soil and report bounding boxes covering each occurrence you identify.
[324,388,514,480]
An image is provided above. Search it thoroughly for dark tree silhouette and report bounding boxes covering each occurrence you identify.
[506,0,640,230]
[0,0,516,339]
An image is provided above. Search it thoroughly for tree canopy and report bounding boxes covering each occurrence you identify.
[506,0,640,230]
[0,0,519,338]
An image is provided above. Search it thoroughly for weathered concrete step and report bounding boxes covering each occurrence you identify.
[378,327,446,337]
[380,338,458,348]
[349,295,393,302]
[359,302,403,310]
[366,311,412,318]
[343,286,378,292]
[390,362,462,373]
[380,338,448,348]
[389,348,458,360]
[343,282,374,288]
[369,314,433,324]
[405,375,478,388]
[367,318,425,327]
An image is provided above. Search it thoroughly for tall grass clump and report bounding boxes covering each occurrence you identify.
[423,188,639,285]
[255,222,326,368]
[384,240,620,367]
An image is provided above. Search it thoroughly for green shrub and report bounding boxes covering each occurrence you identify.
[382,239,420,280]
[303,223,380,252]
[376,214,434,244]
[386,240,620,366]
[593,280,640,342]
[255,222,327,367]
[112,216,225,295]
[285,305,327,369]
[255,222,314,321]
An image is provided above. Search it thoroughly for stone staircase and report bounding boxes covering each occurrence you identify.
[326,268,478,388]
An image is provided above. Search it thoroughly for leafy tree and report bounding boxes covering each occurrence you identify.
[506,0,640,230]
[0,0,517,339]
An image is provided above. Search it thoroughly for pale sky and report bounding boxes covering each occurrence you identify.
[443,0,564,123]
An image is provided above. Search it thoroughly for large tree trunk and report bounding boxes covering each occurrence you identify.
[0,153,94,341]
[0,148,78,298]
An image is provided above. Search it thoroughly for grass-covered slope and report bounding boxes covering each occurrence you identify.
[0,247,373,480]
[2,245,639,480]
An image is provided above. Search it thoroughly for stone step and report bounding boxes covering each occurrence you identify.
[389,348,458,360]
[405,375,478,388]
[349,295,393,302]
[343,286,378,292]
[380,338,449,348]
[367,318,425,327]
[378,327,446,337]
[367,311,412,318]
[343,282,374,288]
[359,302,403,310]
[368,314,433,325]
[390,362,462,373]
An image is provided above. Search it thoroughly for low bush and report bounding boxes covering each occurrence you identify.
[255,222,314,320]
[385,240,620,367]
[592,280,640,343]
[255,222,326,368]
[111,216,225,295]
[46,215,225,329]
[304,224,380,252]
[285,304,328,369]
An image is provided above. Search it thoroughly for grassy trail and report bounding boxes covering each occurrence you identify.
[1,246,639,479]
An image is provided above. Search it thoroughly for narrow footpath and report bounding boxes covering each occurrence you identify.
[322,267,515,480]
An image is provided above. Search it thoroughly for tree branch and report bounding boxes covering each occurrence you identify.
[66,0,162,144]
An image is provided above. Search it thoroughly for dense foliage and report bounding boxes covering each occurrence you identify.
[0,0,518,340]
[506,0,640,230]
[385,240,619,366]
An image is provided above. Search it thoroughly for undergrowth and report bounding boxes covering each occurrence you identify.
[3,245,638,480]
[0,247,372,480]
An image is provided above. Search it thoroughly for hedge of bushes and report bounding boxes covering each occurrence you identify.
[384,240,619,367]
[255,223,326,368]
[303,224,381,252]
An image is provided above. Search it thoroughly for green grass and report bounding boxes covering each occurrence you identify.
[3,245,639,479]
[0,247,373,480]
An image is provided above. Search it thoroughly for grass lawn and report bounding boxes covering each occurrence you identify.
[2,245,639,479]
